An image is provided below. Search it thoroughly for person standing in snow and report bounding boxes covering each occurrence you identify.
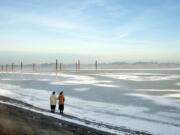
[50,91,57,113]
[58,91,65,114]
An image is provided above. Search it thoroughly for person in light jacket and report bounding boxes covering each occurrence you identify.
[58,91,65,114]
[50,91,57,113]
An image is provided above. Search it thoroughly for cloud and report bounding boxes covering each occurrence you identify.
[0,10,86,31]
[0,1,136,40]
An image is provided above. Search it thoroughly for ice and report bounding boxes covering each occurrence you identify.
[0,83,179,135]
[50,74,112,85]
[163,94,180,98]
[0,78,31,81]
[93,68,180,71]
[93,84,119,87]
[73,88,90,92]
[1,71,180,135]
[126,93,180,109]
[131,73,166,75]
[137,89,180,92]
[1,98,180,135]
[36,79,51,82]
[98,73,180,81]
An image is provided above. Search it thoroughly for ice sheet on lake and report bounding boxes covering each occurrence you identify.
[0,78,32,81]
[137,89,180,92]
[73,88,90,92]
[0,82,180,135]
[93,84,119,87]
[127,93,180,109]
[1,72,180,135]
[163,93,180,98]
[50,74,112,85]
[36,79,51,82]
[97,73,180,81]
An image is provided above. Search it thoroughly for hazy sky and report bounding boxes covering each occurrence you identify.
[0,0,180,64]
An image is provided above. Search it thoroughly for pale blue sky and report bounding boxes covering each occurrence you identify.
[0,0,180,63]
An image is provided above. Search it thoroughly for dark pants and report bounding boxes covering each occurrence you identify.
[51,105,56,113]
[59,104,64,114]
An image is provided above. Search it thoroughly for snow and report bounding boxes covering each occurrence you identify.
[163,94,180,98]
[126,93,180,109]
[0,83,179,135]
[93,84,119,87]
[36,79,51,82]
[137,89,180,92]
[97,73,180,81]
[0,78,31,81]
[50,74,112,85]
[0,101,124,135]
[0,71,180,135]
[73,88,90,92]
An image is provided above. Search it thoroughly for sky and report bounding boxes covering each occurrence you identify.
[0,0,180,64]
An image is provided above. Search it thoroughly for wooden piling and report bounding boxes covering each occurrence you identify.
[33,64,35,72]
[59,63,62,72]
[12,63,14,72]
[55,59,58,78]
[56,59,58,73]
[76,62,78,73]
[6,64,8,72]
[95,60,98,72]
[21,61,23,72]
[78,60,80,73]
[1,65,3,72]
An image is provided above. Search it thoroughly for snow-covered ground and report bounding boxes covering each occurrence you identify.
[0,70,180,135]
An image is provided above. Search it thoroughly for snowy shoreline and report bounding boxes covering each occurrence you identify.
[0,95,153,135]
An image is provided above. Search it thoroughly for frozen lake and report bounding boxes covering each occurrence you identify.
[0,69,180,135]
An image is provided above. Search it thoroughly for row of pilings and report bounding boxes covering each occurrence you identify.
[0,60,98,73]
